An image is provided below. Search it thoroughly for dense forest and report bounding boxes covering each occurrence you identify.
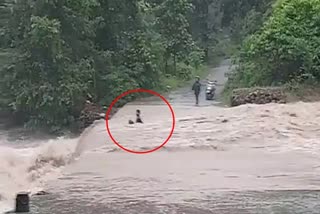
[226,0,320,94]
[0,0,291,133]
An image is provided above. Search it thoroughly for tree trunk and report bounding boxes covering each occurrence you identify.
[173,54,176,73]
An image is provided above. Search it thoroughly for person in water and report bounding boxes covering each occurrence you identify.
[136,109,143,123]
[192,76,201,105]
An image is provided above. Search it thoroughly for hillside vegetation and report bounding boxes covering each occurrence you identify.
[226,0,320,99]
[0,0,274,133]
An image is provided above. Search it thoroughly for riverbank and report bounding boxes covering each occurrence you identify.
[221,0,320,108]
[220,58,320,107]
[222,81,320,107]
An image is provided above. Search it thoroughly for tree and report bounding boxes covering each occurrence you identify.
[0,0,12,45]
[1,0,98,131]
[155,0,195,73]
[229,0,320,88]
[0,0,211,132]
[189,0,215,60]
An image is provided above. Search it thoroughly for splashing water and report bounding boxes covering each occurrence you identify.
[27,101,320,214]
[0,123,98,212]
[1,97,320,213]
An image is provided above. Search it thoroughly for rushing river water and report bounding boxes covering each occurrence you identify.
[1,60,320,214]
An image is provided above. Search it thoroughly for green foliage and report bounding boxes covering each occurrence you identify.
[0,0,205,133]
[221,0,274,40]
[227,0,320,91]
[0,0,282,133]
[155,0,197,73]
[0,0,12,46]
[1,0,101,131]
[2,13,95,131]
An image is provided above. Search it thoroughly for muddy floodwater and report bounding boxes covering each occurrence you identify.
[1,60,320,214]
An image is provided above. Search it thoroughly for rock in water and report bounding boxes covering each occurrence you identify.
[221,119,229,123]
[35,190,49,196]
[15,192,29,213]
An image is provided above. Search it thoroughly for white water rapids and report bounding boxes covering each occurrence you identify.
[1,101,320,213]
[0,61,320,213]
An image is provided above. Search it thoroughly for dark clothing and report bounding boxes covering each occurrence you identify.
[192,80,201,105]
[195,93,199,105]
[136,113,143,123]
[192,81,201,95]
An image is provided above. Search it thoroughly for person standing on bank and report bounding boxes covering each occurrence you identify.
[192,76,201,105]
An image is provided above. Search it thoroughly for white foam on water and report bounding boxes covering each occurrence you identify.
[0,121,101,213]
[2,101,320,212]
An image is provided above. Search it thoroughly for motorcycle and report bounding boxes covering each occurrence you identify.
[205,81,216,100]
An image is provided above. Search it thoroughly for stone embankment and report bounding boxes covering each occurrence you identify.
[231,87,287,107]
[77,101,117,131]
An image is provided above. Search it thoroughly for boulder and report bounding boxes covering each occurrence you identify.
[77,101,118,131]
[231,87,287,107]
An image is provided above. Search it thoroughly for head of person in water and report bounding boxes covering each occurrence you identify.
[136,109,141,115]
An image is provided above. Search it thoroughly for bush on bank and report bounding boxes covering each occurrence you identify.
[226,0,320,93]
